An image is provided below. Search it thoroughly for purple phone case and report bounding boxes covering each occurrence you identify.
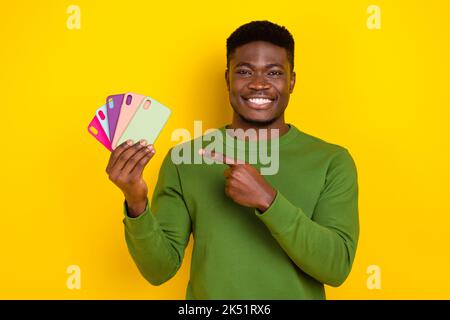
[106,94,125,142]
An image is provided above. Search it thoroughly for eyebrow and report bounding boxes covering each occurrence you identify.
[234,62,285,69]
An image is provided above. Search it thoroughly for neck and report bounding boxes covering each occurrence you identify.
[227,113,290,140]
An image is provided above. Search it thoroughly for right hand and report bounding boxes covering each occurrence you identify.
[106,139,156,217]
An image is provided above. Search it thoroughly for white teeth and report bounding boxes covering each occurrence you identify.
[248,98,272,104]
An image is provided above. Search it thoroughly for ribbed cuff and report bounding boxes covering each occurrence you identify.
[123,198,159,238]
[255,191,306,235]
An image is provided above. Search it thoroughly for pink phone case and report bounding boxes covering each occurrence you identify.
[87,115,112,151]
[111,92,146,149]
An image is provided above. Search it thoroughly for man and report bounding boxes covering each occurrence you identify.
[106,20,359,299]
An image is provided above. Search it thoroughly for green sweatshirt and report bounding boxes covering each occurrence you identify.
[122,123,359,299]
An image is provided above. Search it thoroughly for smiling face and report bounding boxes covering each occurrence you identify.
[225,41,296,126]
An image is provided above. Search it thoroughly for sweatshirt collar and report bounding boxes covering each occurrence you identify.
[217,123,300,151]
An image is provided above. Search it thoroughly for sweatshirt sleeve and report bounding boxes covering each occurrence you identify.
[122,149,192,286]
[255,149,359,287]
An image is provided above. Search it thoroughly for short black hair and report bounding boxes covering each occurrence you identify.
[226,20,295,72]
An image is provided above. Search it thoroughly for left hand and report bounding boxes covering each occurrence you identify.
[200,149,277,213]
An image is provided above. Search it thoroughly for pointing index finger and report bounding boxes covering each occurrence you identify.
[198,148,245,165]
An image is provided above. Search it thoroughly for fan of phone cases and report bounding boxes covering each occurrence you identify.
[87,93,172,151]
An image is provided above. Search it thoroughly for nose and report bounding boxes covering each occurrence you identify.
[248,73,271,90]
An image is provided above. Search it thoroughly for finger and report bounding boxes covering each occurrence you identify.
[198,148,245,166]
[129,147,156,179]
[111,140,148,173]
[106,140,134,173]
[224,168,232,178]
[122,143,154,175]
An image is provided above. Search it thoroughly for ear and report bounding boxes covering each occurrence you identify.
[225,69,230,91]
[289,70,296,93]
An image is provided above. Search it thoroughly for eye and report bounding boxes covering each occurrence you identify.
[236,69,251,75]
[268,71,283,76]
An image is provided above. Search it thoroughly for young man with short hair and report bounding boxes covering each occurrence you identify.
[106,20,359,299]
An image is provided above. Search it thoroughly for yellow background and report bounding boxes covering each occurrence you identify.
[1,0,449,299]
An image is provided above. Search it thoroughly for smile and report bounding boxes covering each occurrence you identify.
[242,97,275,110]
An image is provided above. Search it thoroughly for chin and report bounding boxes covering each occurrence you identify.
[237,112,279,126]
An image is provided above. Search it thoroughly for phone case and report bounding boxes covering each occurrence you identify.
[87,115,112,151]
[95,103,110,140]
[106,94,124,142]
[117,96,171,147]
[111,92,146,149]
